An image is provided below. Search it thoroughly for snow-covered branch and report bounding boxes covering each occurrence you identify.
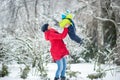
[110,3,120,9]
[117,23,120,25]
[15,37,33,50]
[93,16,118,28]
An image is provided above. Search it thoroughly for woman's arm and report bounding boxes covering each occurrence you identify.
[49,28,68,40]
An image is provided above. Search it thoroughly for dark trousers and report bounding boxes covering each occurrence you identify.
[68,25,82,44]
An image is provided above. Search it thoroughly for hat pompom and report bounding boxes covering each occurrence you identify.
[66,10,70,14]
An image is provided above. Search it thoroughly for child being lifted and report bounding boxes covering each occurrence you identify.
[59,10,83,45]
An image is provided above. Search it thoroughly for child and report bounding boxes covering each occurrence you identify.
[59,11,83,45]
[41,23,70,80]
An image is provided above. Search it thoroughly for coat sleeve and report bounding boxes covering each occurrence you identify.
[49,28,68,40]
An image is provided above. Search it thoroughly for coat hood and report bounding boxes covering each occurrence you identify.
[44,28,57,40]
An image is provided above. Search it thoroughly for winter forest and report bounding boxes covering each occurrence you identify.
[0,0,120,80]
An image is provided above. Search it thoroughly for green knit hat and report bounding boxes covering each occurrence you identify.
[66,13,73,19]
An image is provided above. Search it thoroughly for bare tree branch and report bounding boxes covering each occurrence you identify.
[35,0,38,18]
[23,0,30,21]
[14,6,22,22]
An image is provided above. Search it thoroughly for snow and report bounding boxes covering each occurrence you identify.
[0,63,120,80]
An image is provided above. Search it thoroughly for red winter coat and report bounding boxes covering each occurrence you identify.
[44,28,69,61]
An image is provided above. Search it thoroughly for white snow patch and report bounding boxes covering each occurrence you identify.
[0,63,120,80]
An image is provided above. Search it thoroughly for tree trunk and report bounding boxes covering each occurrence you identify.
[111,0,120,65]
[100,0,117,48]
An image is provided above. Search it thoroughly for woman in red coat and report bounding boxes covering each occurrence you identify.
[41,23,69,80]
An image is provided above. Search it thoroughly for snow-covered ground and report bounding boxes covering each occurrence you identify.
[0,63,120,80]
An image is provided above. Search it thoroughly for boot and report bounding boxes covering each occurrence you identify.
[54,77,59,80]
[61,76,66,80]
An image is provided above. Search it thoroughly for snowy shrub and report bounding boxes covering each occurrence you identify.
[80,38,115,64]
[69,54,82,63]
[15,38,49,79]
[0,64,9,77]
[87,72,106,80]
[66,70,81,78]
[66,64,81,78]
[97,47,114,64]
[80,39,98,62]
[66,39,84,63]
[0,43,5,62]
[0,39,18,64]
[0,43,10,63]
[37,57,48,78]
[20,66,30,79]
[87,46,116,80]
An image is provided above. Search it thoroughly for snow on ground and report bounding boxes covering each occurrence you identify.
[0,63,120,80]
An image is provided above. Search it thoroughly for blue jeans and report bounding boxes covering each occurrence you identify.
[55,57,66,78]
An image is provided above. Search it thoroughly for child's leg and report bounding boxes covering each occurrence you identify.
[55,59,63,78]
[68,26,82,44]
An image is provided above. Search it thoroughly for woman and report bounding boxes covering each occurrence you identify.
[41,23,70,80]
